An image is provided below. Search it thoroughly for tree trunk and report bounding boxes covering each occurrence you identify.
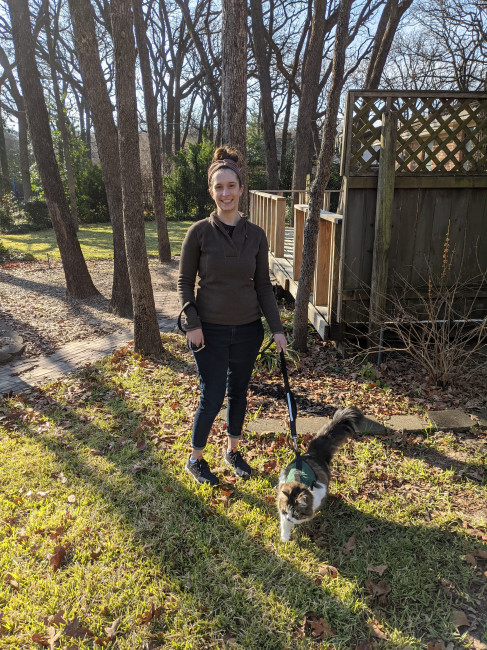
[279,84,293,187]
[7,0,98,299]
[42,0,78,230]
[293,0,352,352]
[0,107,10,195]
[250,0,279,190]
[291,0,327,203]
[68,0,133,317]
[364,0,415,90]
[132,0,171,263]
[0,46,31,199]
[110,0,162,356]
[18,107,31,201]
[221,0,248,214]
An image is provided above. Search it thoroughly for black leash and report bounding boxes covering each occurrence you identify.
[279,350,300,455]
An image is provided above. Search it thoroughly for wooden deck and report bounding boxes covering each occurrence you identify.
[268,227,331,340]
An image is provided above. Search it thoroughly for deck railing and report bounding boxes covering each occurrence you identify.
[249,190,343,330]
[293,205,342,323]
[249,191,286,257]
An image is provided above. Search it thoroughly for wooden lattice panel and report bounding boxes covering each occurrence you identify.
[345,92,487,176]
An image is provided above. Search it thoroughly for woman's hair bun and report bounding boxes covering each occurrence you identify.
[212,146,239,163]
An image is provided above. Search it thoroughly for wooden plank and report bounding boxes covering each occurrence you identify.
[328,220,342,325]
[293,206,305,281]
[314,218,332,305]
[347,175,487,189]
[369,109,397,333]
[388,187,419,287]
[409,188,437,286]
[348,89,487,99]
[275,197,285,258]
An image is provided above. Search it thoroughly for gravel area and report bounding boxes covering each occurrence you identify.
[0,258,180,359]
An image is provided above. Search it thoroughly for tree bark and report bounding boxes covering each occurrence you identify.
[7,0,98,299]
[250,0,279,190]
[110,0,162,356]
[291,0,327,203]
[68,0,133,317]
[0,46,31,200]
[293,0,352,351]
[0,107,10,194]
[42,0,78,230]
[132,0,171,263]
[221,0,248,214]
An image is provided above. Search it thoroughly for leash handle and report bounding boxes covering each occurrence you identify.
[279,350,299,453]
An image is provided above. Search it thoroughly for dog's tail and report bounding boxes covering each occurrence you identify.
[307,406,362,465]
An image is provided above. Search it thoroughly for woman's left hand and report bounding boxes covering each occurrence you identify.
[273,332,287,354]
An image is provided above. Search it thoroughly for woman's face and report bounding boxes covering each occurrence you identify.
[209,168,243,215]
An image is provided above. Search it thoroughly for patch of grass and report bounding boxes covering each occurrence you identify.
[0,333,486,649]
[0,221,191,261]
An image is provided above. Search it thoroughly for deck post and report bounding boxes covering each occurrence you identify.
[313,215,332,306]
[274,196,285,257]
[368,109,397,345]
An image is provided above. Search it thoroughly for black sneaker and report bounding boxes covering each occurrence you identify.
[185,457,219,485]
[224,450,253,479]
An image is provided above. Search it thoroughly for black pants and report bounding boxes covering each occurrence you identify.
[190,319,264,450]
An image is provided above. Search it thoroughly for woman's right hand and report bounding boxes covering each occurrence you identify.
[186,328,204,349]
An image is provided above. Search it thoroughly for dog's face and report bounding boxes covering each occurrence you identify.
[277,481,314,524]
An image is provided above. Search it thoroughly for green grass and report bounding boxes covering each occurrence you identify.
[1,334,486,649]
[0,221,192,261]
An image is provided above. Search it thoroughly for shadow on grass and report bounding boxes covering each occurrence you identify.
[5,353,487,648]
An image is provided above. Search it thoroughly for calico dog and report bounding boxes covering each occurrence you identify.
[277,406,363,542]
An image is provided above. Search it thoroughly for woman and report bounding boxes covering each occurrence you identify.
[178,146,287,485]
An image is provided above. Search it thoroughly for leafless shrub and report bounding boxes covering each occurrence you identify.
[368,232,486,387]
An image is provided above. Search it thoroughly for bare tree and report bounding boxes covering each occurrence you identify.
[221,0,248,213]
[41,0,78,229]
[364,0,415,89]
[133,0,171,264]
[291,0,330,200]
[293,0,353,351]
[68,0,133,318]
[249,0,279,189]
[110,0,162,355]
[7,0,98,299]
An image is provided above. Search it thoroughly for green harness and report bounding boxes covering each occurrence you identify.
[285,456,317,488]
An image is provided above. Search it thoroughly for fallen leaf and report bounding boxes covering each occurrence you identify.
[46,626,61,647]
[136,439,148,451]
[318,564,338,578]
[472,549,487,560]
[220,488,234,498]
[4,574,19,590]
[367,618,388,639]
[104,617,121,638]
[31,632,49,646]
[426,644,442,650]
[365,579,391,598]
[137,603,163,625]
[50,545,66,572]
[453,609,469,628]
[343,535,356,555]
[363,525,376,533]
[367,564,387,576]
[64,617,94,639]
